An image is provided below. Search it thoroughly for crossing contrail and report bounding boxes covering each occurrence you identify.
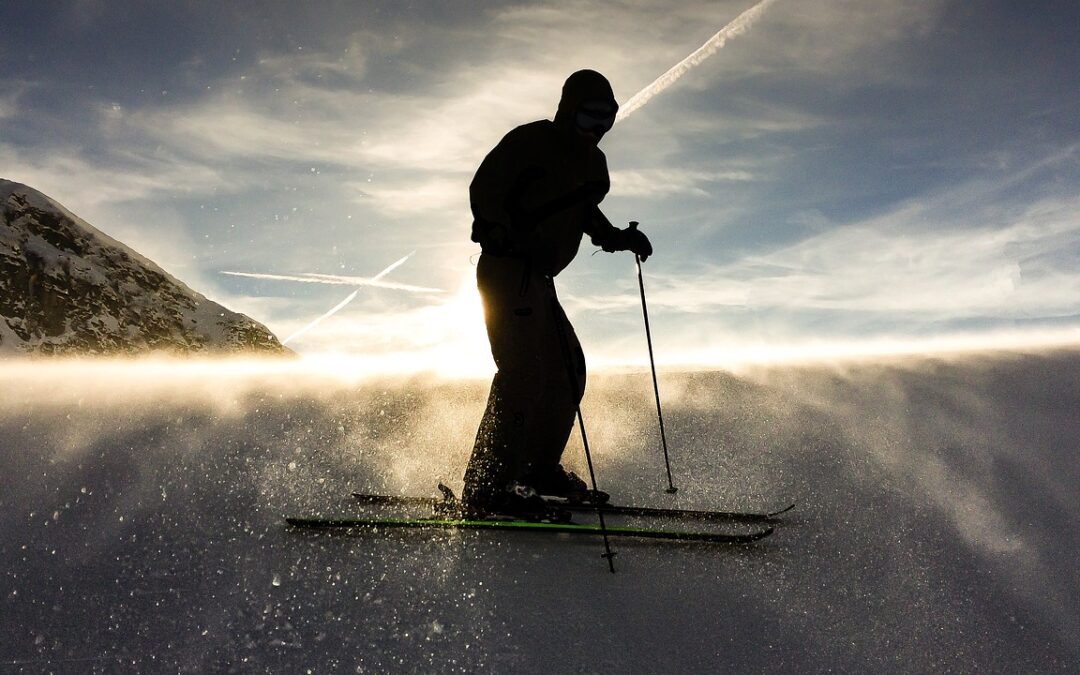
[221,252,444,294]
[220,270,443,294]
[282,289,359,345]
[224,252,442,345]
[618,0,778,121]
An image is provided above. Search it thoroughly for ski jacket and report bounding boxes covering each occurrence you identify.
[470,71,623,276]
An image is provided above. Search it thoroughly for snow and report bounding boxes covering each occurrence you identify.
[0,318,21,355]
[1,178,175,287]
[0,350,1077,671]
[1,179,286,355]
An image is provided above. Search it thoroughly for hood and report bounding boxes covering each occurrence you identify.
[553,70,618,128]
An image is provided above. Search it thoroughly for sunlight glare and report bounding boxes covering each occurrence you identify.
[296,268,494,379]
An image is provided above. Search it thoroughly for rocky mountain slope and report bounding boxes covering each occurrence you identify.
[0,179,288,356]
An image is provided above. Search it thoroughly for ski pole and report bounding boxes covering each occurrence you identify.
[629,221,677,494]
[547,277,617,572]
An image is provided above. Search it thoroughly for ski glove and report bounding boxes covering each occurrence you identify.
[623,226,653,262]
[599,225,652,261]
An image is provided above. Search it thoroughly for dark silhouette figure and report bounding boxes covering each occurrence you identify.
[462,70,652,514]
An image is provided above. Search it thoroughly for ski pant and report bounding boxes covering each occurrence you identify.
[462,253,586,505]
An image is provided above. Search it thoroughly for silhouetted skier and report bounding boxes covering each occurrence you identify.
[463,70,652,515]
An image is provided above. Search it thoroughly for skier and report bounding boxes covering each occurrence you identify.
[462,69,653,516]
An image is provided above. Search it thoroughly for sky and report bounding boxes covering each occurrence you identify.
[2,0,1078,373]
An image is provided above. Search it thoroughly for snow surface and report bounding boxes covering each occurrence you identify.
[1,350,1077,672]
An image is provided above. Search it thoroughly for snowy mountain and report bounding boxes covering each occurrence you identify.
[0,179,288,356]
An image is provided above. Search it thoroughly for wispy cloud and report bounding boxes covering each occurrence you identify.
[350,175,470,216]
[571,158,1080,328]
[0,95,17,120]
[1,0,944,220]
[5,0,1074,360]
[128,96,369,167]
[610,167,756,198]
[0,143,232,208]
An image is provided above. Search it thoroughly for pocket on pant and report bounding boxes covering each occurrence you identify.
[513,307,533,317]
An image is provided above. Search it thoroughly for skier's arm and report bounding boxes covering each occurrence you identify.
[470,131,532,248]
[584,206,653,261]
[470,126,600,250]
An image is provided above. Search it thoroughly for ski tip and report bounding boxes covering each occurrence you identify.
[730,526,774,544]
[769,503,796,518]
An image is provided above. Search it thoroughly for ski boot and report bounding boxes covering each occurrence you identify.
[463,482,571,523]
[525,464,610,505]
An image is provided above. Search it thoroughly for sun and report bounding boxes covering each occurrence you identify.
[422,270,493,378]
[442,270,487,333]
[260,267,497,379]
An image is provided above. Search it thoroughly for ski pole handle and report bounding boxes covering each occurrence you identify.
[628,220,645,264]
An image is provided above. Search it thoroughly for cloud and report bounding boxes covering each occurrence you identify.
[2,0,949,220]
[610,167,756,198]
[126,96,368,167]
[0,88,23,120]
[698,0,945,80]
[567,146,1080,333]
[5,0,1074,362]
[61,0,112,29]
[252,37,375,87]
[349,175,470,216]
[0,143,233,208]
[94,1,855,179]
[0,143,230,291]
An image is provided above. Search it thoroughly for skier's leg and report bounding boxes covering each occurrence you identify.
[462,371,517,506]
[528,298,585,472]
[462,254,548,508]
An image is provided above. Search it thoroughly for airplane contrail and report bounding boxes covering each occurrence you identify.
[282,289,359,345]
[220,270,444,294]
[226,251,442,346]
[617,0,779,121]
[220,253,444,294]
[369,253,410,282]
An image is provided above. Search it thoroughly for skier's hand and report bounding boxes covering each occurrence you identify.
[624,225,652,262]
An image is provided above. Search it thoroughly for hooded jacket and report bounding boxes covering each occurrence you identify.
[470,70,623,276]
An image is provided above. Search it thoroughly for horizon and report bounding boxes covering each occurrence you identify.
[2,0,1078,367]
[2,336,1077,383]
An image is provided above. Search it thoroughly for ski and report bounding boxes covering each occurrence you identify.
[555,499,794,522]
[286,515,773,544]
[351,491,794,523]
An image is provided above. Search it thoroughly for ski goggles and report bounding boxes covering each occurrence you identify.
[574,102,617,136]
